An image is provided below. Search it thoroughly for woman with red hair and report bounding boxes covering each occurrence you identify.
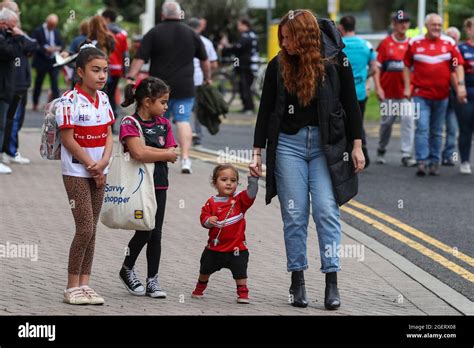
[88,15,116,57]
[250,10,365,309]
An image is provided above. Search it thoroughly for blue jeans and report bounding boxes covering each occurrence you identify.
[442,106,458,162]
[275,126,341,273]
[6,98,25,156]
[454,99,474,163]
[0,100,10,150]
[414,96,448,164]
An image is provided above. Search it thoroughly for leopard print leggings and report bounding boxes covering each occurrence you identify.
[63,175,105,275]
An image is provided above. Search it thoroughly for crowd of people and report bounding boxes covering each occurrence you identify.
[0,0,473,309]
[337,11,473,176]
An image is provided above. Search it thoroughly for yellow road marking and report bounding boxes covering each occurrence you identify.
[341,205,474,282]
[348,200,474,268]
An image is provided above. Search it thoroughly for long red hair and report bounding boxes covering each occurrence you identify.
[278,10,325,107]
[88,15,116,56]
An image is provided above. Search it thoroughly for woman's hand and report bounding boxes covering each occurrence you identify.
[249,151,263,177]
[351,140,365,173]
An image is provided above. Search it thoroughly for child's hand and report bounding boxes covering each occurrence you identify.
[87,159,108,176]
[93,173,106,189]
[207,216,219,226]
[166,148,178,163]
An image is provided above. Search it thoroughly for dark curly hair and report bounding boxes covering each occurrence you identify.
[121,77,170,108]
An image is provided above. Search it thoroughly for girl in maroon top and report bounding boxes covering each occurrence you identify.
[118,77,178,298]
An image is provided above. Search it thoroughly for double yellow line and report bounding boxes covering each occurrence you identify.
[342,201,474,283]
[189,148,473,283]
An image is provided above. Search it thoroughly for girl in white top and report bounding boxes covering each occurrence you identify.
[55,42,114,305]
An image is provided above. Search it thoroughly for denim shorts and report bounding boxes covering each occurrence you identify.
[164,98,195,122]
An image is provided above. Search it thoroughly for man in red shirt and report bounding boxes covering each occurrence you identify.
[374,11,416,167]
[403,13,467,176]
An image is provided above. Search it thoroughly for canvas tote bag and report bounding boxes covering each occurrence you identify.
[100,116,157,230]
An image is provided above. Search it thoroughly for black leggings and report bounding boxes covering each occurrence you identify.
[123,190,167,278]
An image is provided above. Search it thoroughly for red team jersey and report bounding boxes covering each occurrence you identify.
[108,29,129,77]
[376,34,409,99]
[404,34,464,100]
[55,85,115,177]
[200,190,256,253]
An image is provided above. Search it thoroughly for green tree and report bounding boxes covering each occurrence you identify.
[448,0,474,37]
[18,0,103,43]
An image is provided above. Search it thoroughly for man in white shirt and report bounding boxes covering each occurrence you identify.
[188,17,218,146]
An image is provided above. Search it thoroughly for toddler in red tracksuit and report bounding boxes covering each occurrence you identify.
[191,164,259,303]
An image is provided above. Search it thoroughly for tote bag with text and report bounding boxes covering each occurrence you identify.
[100,116,157,231]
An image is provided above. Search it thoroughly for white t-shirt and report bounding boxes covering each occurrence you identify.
[194,35,218,86]
[55,85,115,177]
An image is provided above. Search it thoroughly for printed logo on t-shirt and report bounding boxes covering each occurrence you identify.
[78,114,91,122]
[144,128,156,135]
[158,136,165,147]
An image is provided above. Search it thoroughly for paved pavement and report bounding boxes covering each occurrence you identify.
[0,128,464,315]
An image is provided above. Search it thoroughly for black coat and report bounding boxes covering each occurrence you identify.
[257,18,361,206]
[14,35,39,93]
[195,84,229,135]
[0,29,25,102]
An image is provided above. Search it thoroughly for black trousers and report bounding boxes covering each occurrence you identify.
[106,75,120,114]
[123,190,167,278]
[33,67,60,105]
[238,68,255,112]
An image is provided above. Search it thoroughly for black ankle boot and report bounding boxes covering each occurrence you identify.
[289,270,308,308]
[324,272,341,310]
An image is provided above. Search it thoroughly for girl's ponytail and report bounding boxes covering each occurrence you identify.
[121,77,170,109]
[121,83,136,107]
